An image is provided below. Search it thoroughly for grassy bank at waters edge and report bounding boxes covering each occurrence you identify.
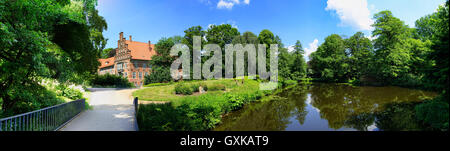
[135,78,277,131]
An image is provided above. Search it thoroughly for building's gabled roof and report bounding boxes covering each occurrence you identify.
[125,40,156,60]
[98,57,115,69]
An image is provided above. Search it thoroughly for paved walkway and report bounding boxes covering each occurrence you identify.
[60,88,139,131]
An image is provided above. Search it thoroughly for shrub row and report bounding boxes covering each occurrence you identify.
[90,74,133,88]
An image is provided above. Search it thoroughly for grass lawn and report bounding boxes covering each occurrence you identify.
[132,78,261,103]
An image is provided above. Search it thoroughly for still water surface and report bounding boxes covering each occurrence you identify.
[215,83,437,131]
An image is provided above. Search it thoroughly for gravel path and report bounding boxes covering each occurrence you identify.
[60,88,139,131]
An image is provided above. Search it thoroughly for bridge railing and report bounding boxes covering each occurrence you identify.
[0,99,85,131]
[133,97,139,131]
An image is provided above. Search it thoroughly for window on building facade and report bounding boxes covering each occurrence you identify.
[124,72,127,78]
[133,72,136,79]
[143,63,146,68]
[139,72,142,79]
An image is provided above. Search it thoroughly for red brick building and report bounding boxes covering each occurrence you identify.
[98,32,156,87]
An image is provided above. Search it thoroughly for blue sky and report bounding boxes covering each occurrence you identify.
[97,0,446,60]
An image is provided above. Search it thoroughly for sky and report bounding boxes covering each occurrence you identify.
[97,0,446,60]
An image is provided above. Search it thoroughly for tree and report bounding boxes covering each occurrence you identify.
[101,48,115,58]
[182,26,205,79]
[206,24,240,77]
[257,30,278,73]
[345,32,374,80]
[309,34,349,82]
[415,1,449,95]
[0,0,106,115]
[206,24,240,48]
[414,1,449,130]
[372,11,412,84]
[232,31,259,46]
[290,40,307,80]
[278,47,292,80]
[145,36,182,84]
[231,31,259,77]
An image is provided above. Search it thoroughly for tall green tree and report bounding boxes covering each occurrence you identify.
[310,34,349,82]
[415,1,449,94]
[257,30,278,73]
[0,0,106,115]
[278,47,292,80]
[206,24,240,77]
[232,31,259,77]
[290,40,307,80]
[145,36,183,84]
[345,32,374,80]
[372,11,412,84]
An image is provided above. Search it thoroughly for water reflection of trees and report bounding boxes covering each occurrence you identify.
[215,83,436,131]
[215,85,309,131]
[309,83,436,131]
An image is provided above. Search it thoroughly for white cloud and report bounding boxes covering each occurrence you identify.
[217,0,250,10]
[304,39,319,61]
[366,35,377,41]
[217,0,235,9]
[287,45,295,53]
[326,0,374,31]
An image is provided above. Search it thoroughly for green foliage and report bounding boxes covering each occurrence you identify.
[151,37,181,67]
[371,11,413,84]
[1,0,106,114]
[144,82,174,87]
[190,83,200,92]
[174,83,193,95]
[415,97,449,130]
[282,80,298,87]
[137,86,266,131]
[310,34,349,82]
[345,32,374,80]
[56,85,84,100]
[208,84,226,91]
[101,48,115,58]
[90,74,133,88]
[144,66,172,84]
[206,24,240,48]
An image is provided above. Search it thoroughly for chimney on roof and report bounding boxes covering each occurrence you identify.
[148,41,152,51]
[119,32,123,40]
[129,35,132,42]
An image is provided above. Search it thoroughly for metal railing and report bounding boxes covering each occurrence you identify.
[0,99,85,131]
[133,97,139,131]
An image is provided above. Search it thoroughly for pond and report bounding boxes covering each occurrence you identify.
[214,83,438,131]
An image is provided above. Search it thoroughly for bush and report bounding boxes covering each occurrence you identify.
[208,84,226,91]
[144,66,172,84]
[175,83,193,95]
[56,85,83,100]
[190,83,200,92]
[90,74,133,88]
